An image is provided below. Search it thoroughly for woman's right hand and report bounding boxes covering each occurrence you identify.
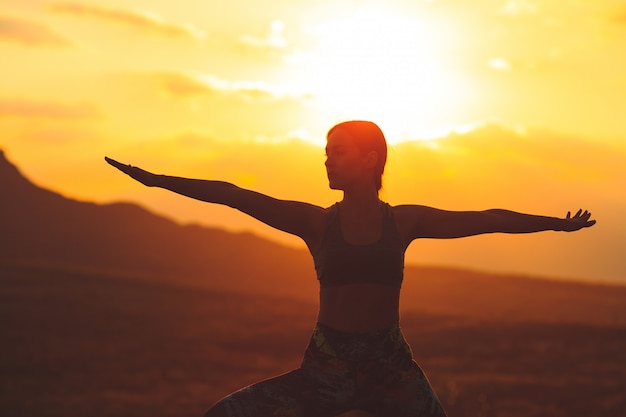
[104,157,160,187]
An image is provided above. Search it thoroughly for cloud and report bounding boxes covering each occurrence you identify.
[49,2,206,39]
[0,15,70,46]
[489,57,512,71]
[151,72,313,103]
[235,20,299,65]
[240,20,288,50]
[395,123,625,187]
[499,0,538,16]
[152,72,215,97]
[0,98,100,119]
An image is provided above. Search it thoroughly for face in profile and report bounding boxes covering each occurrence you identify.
[325,129,375,191]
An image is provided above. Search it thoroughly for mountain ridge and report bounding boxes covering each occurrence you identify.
[0,149,316,297]
[3,150,625,417]
[2,149,626,326]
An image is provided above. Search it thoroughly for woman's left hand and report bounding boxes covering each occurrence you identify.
[105,157,160,187]
[560,209,596,231]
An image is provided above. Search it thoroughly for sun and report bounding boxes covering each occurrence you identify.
[298,5,471,144]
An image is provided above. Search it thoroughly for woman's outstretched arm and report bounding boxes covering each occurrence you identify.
[104,157,325,241]
[395,205,596,240]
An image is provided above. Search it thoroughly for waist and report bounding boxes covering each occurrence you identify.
[318,284,400,333]
[314,244,405,288]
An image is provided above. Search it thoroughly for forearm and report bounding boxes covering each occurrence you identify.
[104,157,238,205]
[154,175,240,206]
[125,167,321,238]
[486,209,567,233]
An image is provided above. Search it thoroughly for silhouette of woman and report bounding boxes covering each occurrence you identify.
[106,121,595,417]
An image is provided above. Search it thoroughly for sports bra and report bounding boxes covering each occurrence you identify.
[312,202,405,288]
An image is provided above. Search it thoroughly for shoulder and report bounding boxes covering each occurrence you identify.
[304,203,338,251]
[388,204,435,245]
[390,204,433,222]
[292,201,333,230]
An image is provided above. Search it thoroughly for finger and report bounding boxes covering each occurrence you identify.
[566,211,571,219]
[105,157,124,169]
[105,158,137,176]
[575,208,582,217]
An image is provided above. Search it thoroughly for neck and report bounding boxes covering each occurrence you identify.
[340,185,380,213]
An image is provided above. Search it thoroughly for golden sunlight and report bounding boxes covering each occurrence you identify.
[300,5,471,143]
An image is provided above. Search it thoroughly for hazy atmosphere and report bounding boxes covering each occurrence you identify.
[1,0,625,283]
[2,2,626,415]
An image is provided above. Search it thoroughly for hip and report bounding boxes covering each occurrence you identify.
[302,321,413,364]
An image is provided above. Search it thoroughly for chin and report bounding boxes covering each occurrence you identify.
[328,180,343,190]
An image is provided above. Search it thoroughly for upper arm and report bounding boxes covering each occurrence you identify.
[395,204,500,241]
[222,186,327,243]
[154,175,327,243]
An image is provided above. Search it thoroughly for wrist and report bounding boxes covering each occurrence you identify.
[148,173,164,187]
[554,218,570,232]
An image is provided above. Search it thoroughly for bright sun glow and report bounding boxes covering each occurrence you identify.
[298,5,471,144]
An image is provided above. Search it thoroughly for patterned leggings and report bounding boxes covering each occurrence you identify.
[204,323,447,417]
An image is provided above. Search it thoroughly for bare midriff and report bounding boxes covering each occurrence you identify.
[317,283,401,333]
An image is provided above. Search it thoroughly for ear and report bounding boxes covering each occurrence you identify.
[364,151,378,169]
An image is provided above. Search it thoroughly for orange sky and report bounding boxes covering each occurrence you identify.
[1,0,625,284]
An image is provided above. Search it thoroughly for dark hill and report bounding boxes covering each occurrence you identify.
[2,149,625,325]
[2,150,626,417]
[0,150,316,297]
